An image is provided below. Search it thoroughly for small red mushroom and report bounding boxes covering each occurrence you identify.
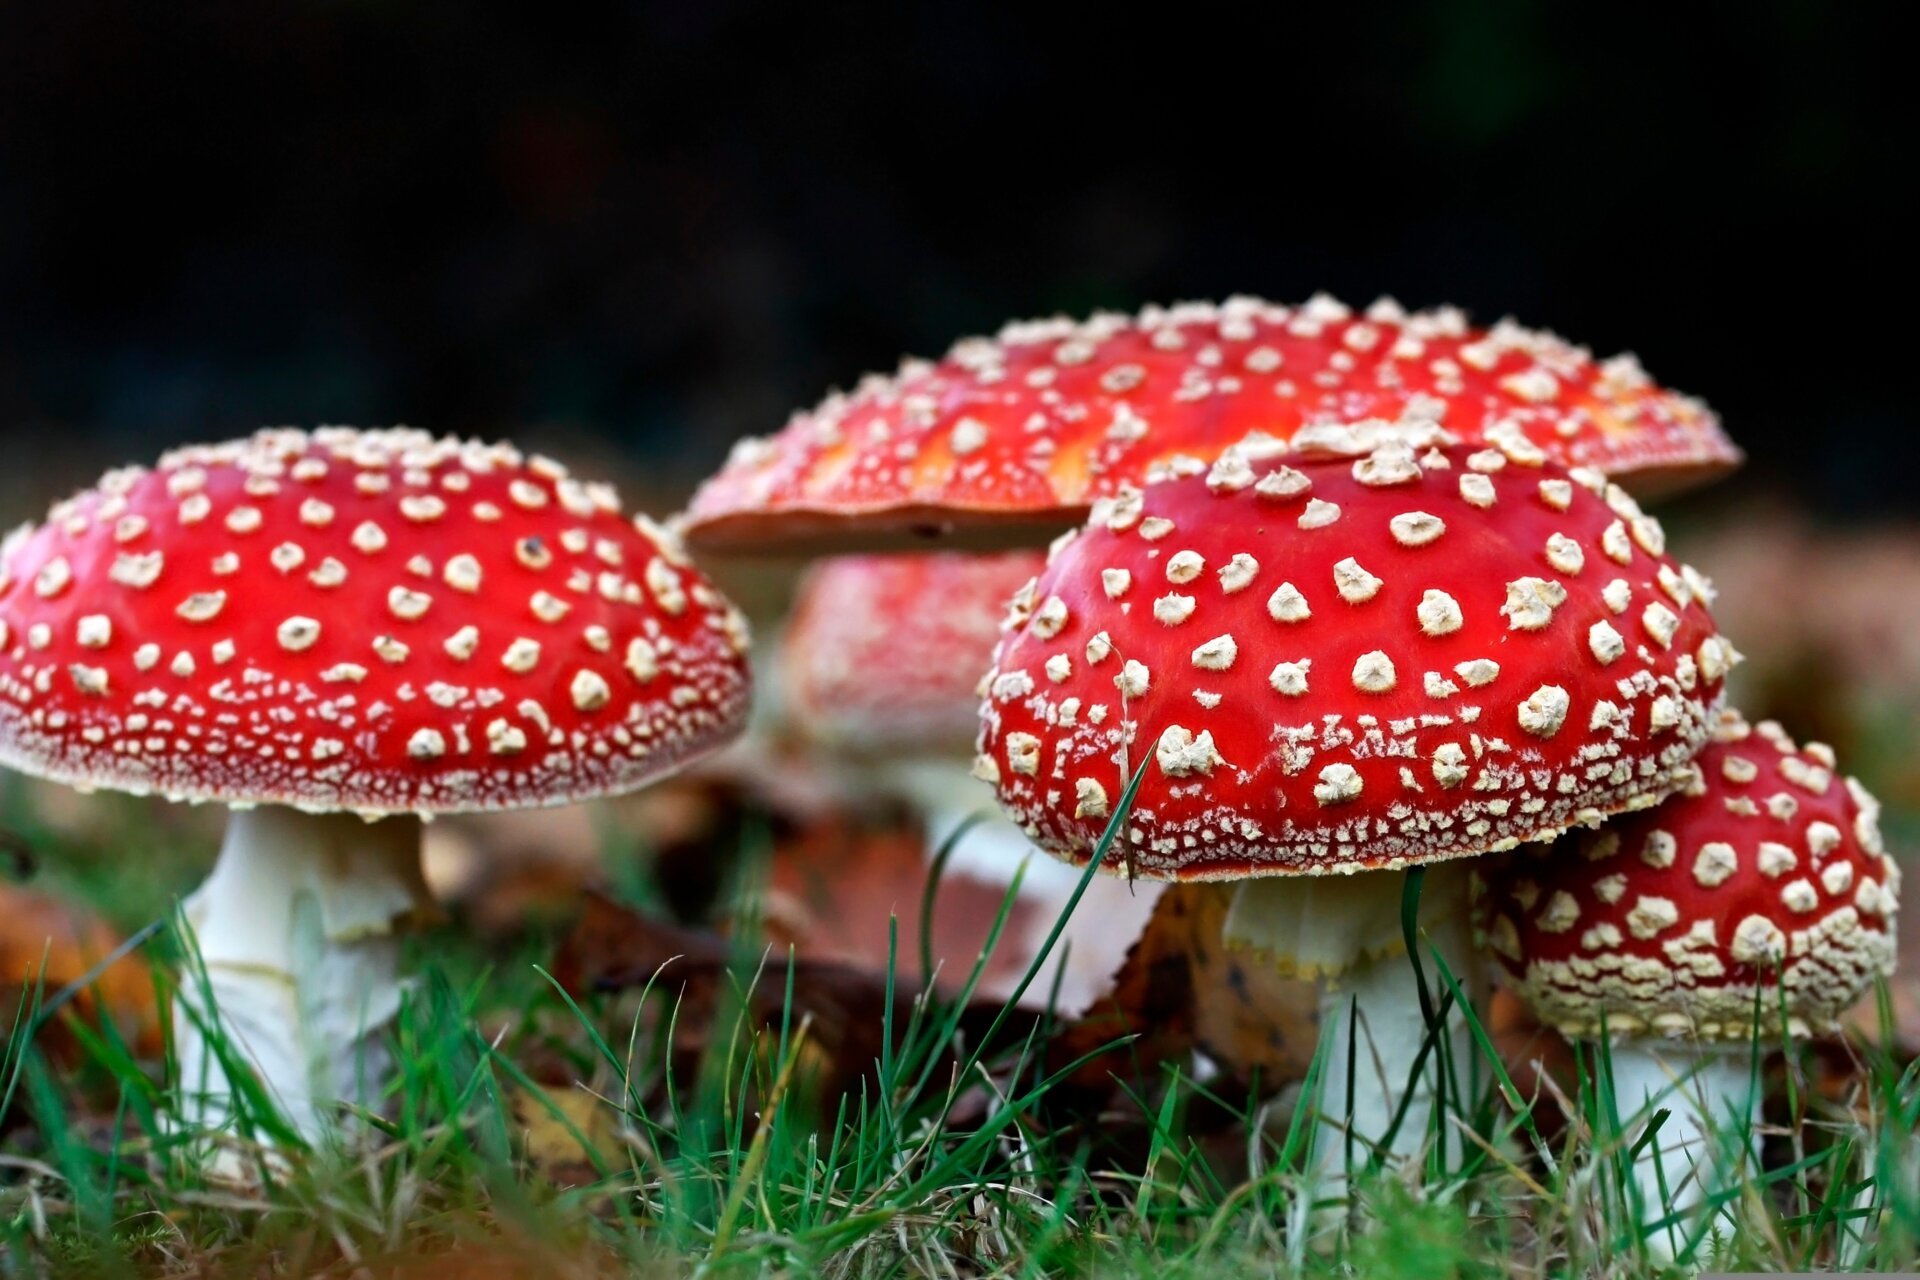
[685,295,1740,554]
[973,440,1732,1178]
[1473,711,1899,1249]
[0,427,753,1150]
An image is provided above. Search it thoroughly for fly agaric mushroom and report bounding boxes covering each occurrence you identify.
[1472,711,1899,1251]
[780,548,1160,1012]
[685,295,1739,554]
[0,427,752,1145]
[973,441,1731,1178]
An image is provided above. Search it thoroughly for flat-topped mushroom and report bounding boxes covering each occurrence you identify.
[779,548,1160,1013]
[0,427,753,1150]
[686,295,1740,554]
[1473,710,1899,1251]
[973,442,1731,1179]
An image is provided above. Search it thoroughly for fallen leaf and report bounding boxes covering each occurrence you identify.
[1178,885,1320,1087]
[508,1080,626,1176]
[746,795,1160,1017]
[1486,986,1579,1139]
[0,882,163,1063]
[1047,883,1320,1107]
[430,769,876,935]
[1046,883,1200,1104]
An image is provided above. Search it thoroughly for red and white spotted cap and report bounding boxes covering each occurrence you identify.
[973,441,1733,880]
[1473,711,1901,1039]
[686,295,1740,554]
[0,428,753,817]
[783,550,1045,754]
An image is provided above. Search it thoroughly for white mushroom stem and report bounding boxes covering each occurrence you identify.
[1603,1038,1761,1260]
[174,806,430,1146]
[1222,863,1487,1188]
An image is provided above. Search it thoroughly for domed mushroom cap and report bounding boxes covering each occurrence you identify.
[974,443,1731,880]
[783,550,1044,755]
[1473,713,1901,1040]
[686,295,1739,554]
[0,428,753,816]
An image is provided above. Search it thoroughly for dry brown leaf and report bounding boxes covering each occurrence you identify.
[432,772,906,935]
[1047,883,1320,1106]
[507,1080,626,1178]
[429,776,756,933]
[0,882,162,1063]
[1486,986,1579,1139]
[1046,883,1199,1104]
[1177,884,1321,1086]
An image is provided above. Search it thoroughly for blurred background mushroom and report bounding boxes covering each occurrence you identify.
[682,295,1738,557]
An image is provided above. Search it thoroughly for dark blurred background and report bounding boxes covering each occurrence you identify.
[0,0,1912,517]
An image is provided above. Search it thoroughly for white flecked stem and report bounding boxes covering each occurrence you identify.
[173,807,429,1148]
[1223,864,1487,1191]
[1605,1039,1760,1261]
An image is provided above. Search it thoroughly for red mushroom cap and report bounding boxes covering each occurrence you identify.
[686,295,1739,554]
[0,428,753,816]
[973,442,1731,880]
[782,550,1045,755]
[1472,712,1901,1040]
